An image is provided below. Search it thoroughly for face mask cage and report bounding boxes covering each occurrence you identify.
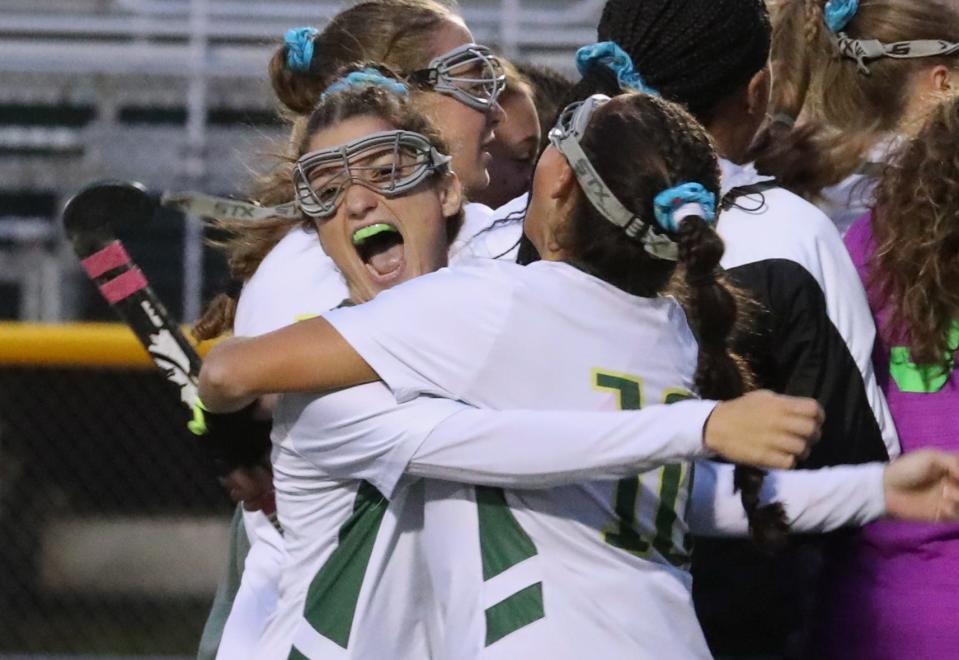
[548,94,680,261]
[292,129,451,219]
[409,43,506,112]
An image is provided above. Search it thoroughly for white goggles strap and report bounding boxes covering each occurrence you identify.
[550,95,679,262]
[833,32,959,74]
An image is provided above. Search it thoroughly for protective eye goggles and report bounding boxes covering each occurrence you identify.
[548,95,679,261]
[408,43,506,113]
[292,130,451,219]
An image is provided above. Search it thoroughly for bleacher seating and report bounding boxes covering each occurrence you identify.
[0,0,600,321]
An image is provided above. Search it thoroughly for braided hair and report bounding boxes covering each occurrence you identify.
[559,92,786,546]
[596,0,771,123]
[575,1,786,546]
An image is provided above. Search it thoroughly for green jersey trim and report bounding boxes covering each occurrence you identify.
[288,646,310,660]
[484,582,546,647]
[889,321,959,394]
[301,481,388,649]
[476,486,538,580]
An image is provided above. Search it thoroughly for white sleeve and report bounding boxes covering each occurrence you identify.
[405,400,717,487]
[234,228,347,336]
[688,461,887,537]
[284,390,466,499]
[323,262,513,403]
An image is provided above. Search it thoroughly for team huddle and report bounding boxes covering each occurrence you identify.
[172,0,959,658]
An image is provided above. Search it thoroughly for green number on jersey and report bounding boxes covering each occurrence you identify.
[593,370,693,567]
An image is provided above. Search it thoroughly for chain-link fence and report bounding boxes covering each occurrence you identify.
[0,343,235,656]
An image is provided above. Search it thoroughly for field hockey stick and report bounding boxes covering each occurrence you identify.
[61,180,282,532]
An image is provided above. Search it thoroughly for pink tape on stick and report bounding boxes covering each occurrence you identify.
[98,267,148,304]
[81,241,132,279]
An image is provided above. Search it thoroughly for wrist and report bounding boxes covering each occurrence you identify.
[701,400,724,457]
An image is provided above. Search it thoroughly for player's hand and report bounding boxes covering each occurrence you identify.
[188,398,272,477]
[220,464,276,513]
[883,450,959,522]
[703,390,823,469]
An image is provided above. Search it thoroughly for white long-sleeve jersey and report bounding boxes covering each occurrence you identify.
[324,258,890,659]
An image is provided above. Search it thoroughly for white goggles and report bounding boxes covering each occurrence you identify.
[548,94,679,261]
[409,43,506,112]
[292,130,451,219]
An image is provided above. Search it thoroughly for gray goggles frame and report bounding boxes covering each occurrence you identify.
[548,94,679,261]
[833,32,959,75]
[409,43,506,113]
[292,130,451,219]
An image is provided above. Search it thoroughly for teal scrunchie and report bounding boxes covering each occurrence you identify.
[823,0,859,33]
[321,68,409,101]
[575,41,659,96]
[285,26,319,73]
[653,183,717,232]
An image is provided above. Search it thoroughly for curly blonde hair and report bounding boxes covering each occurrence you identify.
[871,95,959,366]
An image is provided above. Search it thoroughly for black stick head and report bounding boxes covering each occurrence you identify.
[61,180,158,255]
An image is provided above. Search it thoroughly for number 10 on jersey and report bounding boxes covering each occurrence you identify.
[592,369,694,568]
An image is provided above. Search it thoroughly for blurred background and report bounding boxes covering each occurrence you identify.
[0,0,598,657]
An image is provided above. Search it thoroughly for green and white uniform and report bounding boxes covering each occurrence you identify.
[325,258,892,658]
[251,227,723,660]
[325,259,713,659]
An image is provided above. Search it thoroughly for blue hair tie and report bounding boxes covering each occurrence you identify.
[285,26,319,73]
[575,41,659,96]
[653,183,717,232]
[823,0,859,33]
[321,68,409,101]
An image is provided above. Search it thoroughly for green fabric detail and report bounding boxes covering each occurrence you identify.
[594,372,642,409]
[197,504,251,660]
[663,391,693,405]
[352,223,398,245]
[476,486,538,581]
[301,481,388,649]
[889,322,959,394]
[653,464,690,567]
[187,399,208,435]
[484,582,545,647]
[604,476,649,554]
[287,647,310,660]
[682,463,696,559]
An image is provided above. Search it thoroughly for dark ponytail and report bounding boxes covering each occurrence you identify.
[565,93,788,546]
[676,217,788,547]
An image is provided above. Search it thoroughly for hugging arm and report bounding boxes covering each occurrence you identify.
[690,450,959,536]
[408,389,826,484]
[406,402,717,487]
[199,317,376,412]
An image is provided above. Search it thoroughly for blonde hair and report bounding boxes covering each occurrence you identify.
[759,0,959,193]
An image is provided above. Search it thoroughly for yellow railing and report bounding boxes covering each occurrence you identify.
[0,322,218,368]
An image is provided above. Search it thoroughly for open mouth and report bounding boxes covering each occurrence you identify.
[352,222,406,285]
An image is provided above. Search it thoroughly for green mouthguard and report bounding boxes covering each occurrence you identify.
[352,223,399,246]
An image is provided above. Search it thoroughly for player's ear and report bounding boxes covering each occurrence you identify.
[437,171,464,218]
[551,157,577,203]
